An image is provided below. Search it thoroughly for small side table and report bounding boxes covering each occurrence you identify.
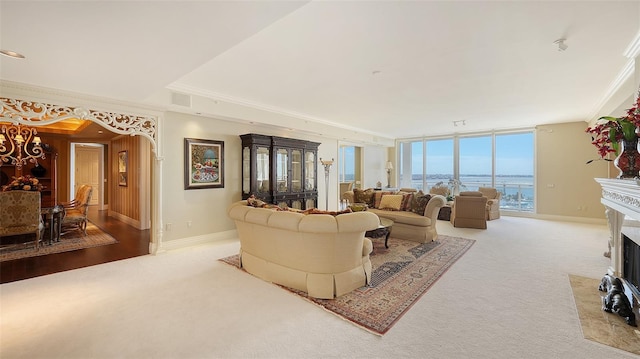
[365,217,394,248]
[41,204,64,245]
[438,205,452,221]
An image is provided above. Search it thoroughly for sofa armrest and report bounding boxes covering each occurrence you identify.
[362,237,373,257]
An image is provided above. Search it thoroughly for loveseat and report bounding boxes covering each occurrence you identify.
[227,200,380,299]
[343,188,446,243]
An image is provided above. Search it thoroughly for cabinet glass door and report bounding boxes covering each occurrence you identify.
[305,151,316,191]
[276,148,288,193]
[256,146,269,193]
[291,149,302,192]
[242,147,250,194]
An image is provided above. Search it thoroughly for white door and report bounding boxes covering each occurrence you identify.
[75,146,101,206]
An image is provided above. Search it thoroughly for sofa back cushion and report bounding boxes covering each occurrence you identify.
[478,187,499,199]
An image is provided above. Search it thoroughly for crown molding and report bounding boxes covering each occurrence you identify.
[167,83,395,142]
[588,59,635,122]
[0,80,165,117]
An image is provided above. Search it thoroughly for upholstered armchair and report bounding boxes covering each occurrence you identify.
[429,185,449,198]
[61,185,93,236]
[478,187,501,220]
[0,191,44,250]
[340,182,354,201]
[450,191,488,229]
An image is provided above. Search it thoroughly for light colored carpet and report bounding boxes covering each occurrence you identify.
[1,216,639,358]
[0,222,118,262]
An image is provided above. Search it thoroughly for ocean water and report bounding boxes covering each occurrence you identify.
[414,175,534,211]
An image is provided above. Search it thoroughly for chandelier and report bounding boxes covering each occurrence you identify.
[0,123,45,168]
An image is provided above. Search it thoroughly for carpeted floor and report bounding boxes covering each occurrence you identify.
[220,235,475,335]
[569,274,640,355]
[0,222,118,262]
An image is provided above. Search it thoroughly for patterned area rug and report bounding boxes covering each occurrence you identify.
[219,235,475,335]
[0,222,118,262]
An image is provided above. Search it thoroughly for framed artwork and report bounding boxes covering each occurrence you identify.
[118,150,128,187]
[184,138,224,189]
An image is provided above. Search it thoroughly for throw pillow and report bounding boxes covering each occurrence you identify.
[398,192,414,211]
[411,191,431,215]
[303,208,353,216]
[373,191,394,208]
[379,194,403,211]
[247,195,266,208]
[353,188,375,206]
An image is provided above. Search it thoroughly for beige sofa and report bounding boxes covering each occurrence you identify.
[227,201,380,299]
[343,189,446,243]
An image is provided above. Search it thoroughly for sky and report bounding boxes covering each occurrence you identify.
[409,133,534,176]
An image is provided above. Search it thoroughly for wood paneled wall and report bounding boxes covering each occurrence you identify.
[110,136,141,221]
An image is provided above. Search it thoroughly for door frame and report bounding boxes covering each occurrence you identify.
[70,142,106,210]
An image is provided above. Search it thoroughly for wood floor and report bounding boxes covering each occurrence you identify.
[0,207,150,284]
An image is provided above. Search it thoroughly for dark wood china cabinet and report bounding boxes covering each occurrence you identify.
[240,133,319,210]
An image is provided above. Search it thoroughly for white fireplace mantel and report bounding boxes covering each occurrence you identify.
[595,178,640,277]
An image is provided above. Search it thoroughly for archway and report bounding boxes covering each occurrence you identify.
[0,96,161,253]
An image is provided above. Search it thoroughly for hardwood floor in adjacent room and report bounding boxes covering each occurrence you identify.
[0,207,149,284]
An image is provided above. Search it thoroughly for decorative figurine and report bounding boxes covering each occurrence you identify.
[598,274,637,327]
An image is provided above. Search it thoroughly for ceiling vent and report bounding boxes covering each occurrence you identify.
[171,92,192,107]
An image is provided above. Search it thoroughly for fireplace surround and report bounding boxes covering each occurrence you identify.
[596,178,640,306]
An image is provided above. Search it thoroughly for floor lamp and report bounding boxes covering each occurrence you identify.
[385,161,393,188]
[320,158,333,210]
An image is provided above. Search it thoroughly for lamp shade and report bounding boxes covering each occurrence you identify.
[385,161,393,170]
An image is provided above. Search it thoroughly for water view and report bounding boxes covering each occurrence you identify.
[405,174,534,212]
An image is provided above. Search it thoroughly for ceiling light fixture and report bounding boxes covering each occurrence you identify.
[453,120,466,127]
[0,49,26,59]
[554,38,568,52]
[0,123,45,168]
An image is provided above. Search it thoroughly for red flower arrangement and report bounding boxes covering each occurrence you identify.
[586,95,640,159]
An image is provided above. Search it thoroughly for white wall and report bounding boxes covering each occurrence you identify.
[536,122,609,219]
[362,146,389,188]
[161,112,339,243]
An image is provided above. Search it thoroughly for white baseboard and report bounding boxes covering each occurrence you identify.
[159,229,238,252]
[504,211,606,225]
[108,210,144,229]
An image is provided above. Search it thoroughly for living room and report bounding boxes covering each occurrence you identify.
[2,1,640,357]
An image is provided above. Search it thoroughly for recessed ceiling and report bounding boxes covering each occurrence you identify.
[1,1,639,141]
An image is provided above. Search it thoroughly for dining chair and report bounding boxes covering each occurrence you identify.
[61,185,93,236]
[0,191,44,250]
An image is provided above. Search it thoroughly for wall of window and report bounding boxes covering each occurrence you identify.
[397,130,534,212]
[339,146,356,183]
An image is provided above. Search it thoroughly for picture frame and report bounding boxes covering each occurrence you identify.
[184,138,224,190]
[118,150,128,187]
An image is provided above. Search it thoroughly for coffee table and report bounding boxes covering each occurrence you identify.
[365,217,394,248]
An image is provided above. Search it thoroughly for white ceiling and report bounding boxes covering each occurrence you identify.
[1,1,639,142]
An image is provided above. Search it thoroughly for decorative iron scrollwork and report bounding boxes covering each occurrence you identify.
[0,97,157,152]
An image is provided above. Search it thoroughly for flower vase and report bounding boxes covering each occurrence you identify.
[614,137,640,179]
